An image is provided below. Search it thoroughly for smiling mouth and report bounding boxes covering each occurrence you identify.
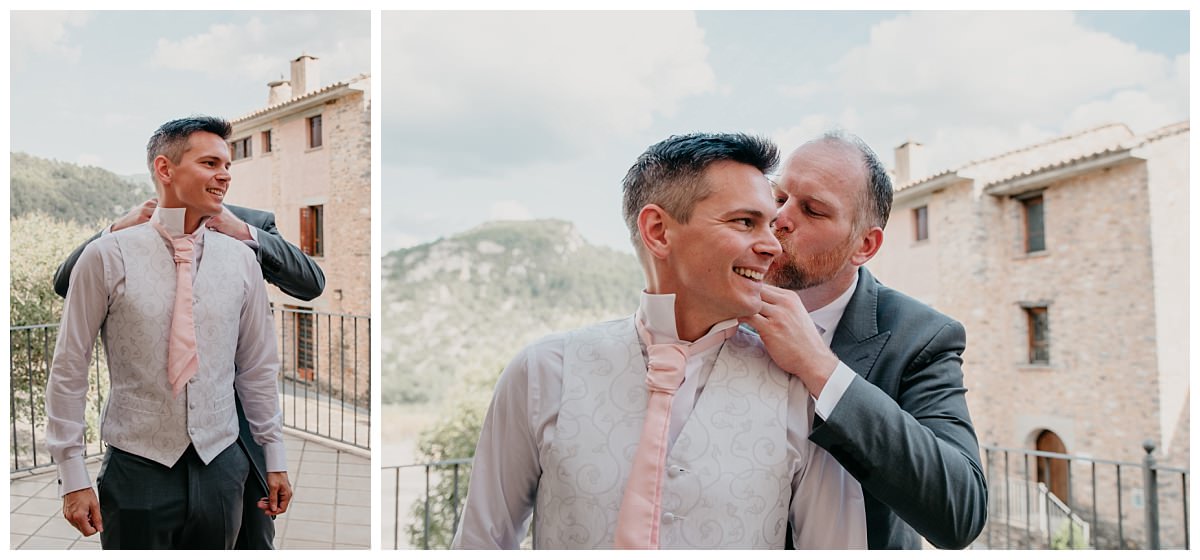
[205,188,225,198]
[733,267,764,281]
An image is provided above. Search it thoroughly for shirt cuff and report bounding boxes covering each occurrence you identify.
[244,225,261,251]
[57,456,92,497]
[263,440,288,473]
[813,361,858,420]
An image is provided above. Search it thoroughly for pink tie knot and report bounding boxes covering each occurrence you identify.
[171,238,194,264]
[645,344,687,392]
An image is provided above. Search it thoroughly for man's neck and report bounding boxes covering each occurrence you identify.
[798,266,859,312]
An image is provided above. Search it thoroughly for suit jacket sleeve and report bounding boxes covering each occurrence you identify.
[228,206,326,301]
[52,231,103,298]
[811,320,987,549]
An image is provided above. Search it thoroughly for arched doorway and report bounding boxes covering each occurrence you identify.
[1035,430,1069,502]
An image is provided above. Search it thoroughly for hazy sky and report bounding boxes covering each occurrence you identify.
[9,11,370,175]
[381,10,1189,255]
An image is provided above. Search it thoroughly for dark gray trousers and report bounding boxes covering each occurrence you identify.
[96,443,249,549]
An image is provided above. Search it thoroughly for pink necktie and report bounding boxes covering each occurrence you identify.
[614,320,734,549]
[153,223,201,398]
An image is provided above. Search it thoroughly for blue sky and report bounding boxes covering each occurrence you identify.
[381,10,1189,254]
[9,11,370,174]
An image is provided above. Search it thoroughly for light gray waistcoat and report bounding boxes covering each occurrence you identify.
[99,223,248,467]
[533,317,793,549]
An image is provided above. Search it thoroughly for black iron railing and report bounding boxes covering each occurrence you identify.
[383,458,473,550]
[386,443,1190,550]
[981,442,1189,550]
[8,308,370,474]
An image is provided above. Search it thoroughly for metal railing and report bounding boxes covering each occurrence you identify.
[9,308,370,474]
[981,442,1189,550]
[387,442,1189,550]
[383,458,473,549]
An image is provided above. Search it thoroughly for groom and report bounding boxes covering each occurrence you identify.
[453,132,865,549]
[45,116,292,549]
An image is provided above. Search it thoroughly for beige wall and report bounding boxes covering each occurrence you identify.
[873,146,1187,468]
[227,87,371,320]
[1138,132,1189,463]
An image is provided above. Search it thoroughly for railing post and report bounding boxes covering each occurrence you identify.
[1142,440,1159,550]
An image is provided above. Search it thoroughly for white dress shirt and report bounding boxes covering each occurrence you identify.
[454,291,866,548]
[811,270,861,420]
[45,207,285,494]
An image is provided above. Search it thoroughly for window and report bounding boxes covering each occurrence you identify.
[261,130,272,154]
[308,115,323,148]
[914,205,929,241]
[1022,195,1045,253]
[286,305,315,381]
[300,204,324,257]
[231,137,252,161]
[1025,306,1049,364]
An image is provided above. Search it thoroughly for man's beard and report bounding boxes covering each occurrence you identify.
[766,232,854,291]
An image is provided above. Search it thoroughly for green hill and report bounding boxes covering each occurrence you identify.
[381,219,643,404]
[9,152,153,224]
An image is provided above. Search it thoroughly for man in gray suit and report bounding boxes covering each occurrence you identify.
[743,131,987,549]
[54,198,325,549]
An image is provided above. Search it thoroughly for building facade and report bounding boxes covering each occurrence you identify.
[225,54,371,407]
[869,122,1189,548]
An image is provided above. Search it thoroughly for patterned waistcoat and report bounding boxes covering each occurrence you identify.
[99,223,248,467]
[533,317,793,549]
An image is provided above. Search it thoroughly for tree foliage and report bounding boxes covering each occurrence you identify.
[10,152,152,224]
[9,213,110,466]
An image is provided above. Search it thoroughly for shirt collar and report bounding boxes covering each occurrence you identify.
[151,207,187,237]
[808,268,860,343]
[151,207,209,238]
[637,291,739,345]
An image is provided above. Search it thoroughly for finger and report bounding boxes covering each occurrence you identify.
[276,489,292,514]
[91,500,104,533]
[758,284,798,306]
[740,313,767,332]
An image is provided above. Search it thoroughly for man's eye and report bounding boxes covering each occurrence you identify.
[735,218,753,227]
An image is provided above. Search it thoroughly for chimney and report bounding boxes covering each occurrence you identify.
[894,140,926,185]
[267,76,291,105]
[290,53,320,97]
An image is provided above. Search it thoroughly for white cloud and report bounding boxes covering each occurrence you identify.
[149,13,369,84]
[10,12,91,70]
[383,11,716,173]
[489,200,533,221]
[772,11,1188,172]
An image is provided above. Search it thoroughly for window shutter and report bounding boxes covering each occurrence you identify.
[300,206,314,255]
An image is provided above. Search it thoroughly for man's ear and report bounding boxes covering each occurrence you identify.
[152,155,173,189]
[637,204,672,260]
[849,226,884,266]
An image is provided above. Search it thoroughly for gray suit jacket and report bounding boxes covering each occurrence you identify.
[53,203,325,497]
[812,267,987,549]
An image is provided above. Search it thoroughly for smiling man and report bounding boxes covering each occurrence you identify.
[45,116,291,549]
[453,132,865,549]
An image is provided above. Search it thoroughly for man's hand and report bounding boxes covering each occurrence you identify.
[62,488,103,537]
[207,206,253,241]
[740,285,839,397]
[259,472,293,516]
[111,198,157,232]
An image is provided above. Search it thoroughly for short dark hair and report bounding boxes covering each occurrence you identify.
[146,115,233,177]
[621,132,778,247]
[814,130,893,231]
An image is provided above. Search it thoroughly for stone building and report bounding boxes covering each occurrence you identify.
[869,122,1189,548]
[224,54,371,411]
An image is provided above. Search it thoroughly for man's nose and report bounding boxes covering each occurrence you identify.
[757,226,781,257]
[773,202,794,233]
